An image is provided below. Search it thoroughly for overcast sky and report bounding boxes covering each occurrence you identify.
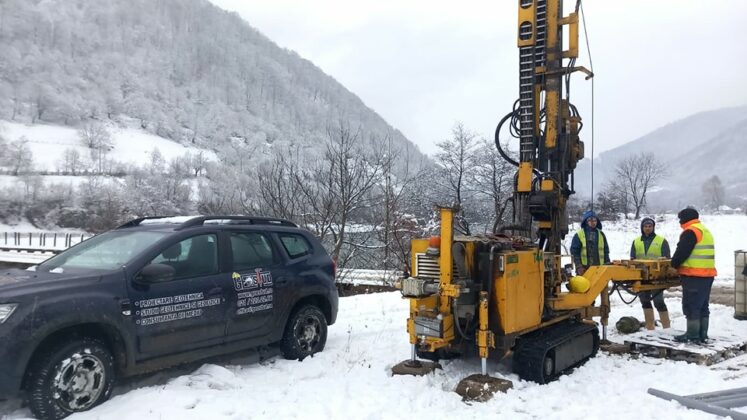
[210,0,747,156]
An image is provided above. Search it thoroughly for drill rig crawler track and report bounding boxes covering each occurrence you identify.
[513,320,599,384]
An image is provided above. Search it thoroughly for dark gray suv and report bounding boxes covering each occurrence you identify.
[0,216,338,419]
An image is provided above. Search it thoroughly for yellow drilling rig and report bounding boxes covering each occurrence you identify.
[392,0,680,400]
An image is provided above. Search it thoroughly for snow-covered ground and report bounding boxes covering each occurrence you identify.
[0,120,217,173]
[2,292,746,420]
[1,214,746,419]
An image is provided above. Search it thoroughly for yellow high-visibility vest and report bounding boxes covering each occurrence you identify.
[633,235,664,259]
[577,228,605,266]
[678,220,717,277]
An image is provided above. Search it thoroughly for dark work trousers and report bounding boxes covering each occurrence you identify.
[640,290,667,311]
[680,276,714,319]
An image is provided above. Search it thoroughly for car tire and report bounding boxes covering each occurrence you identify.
[280,304,327,361]
[26,337,115,420]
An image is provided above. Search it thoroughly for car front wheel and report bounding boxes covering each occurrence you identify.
[26,337,115,420]
[280,305,327,360]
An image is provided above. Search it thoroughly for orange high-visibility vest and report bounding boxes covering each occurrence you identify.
[677,220,717,277]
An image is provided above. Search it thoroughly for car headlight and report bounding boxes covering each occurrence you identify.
[0,304,18,323]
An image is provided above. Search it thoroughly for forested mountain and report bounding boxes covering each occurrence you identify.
[0,0,424,168]
[573,106,747,211]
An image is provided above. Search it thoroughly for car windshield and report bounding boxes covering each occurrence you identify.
[38,230,167,272]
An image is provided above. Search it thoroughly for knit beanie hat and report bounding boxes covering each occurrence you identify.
[677,208,699,225]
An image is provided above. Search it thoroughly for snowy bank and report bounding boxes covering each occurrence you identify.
[2,291,746,420]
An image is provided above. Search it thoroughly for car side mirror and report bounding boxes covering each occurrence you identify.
[137,263,176,284]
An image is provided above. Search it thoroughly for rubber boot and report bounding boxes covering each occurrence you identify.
[643,308,655,330]
[659,311,671,329]
[674,318,701,343]
[699,317,709,343]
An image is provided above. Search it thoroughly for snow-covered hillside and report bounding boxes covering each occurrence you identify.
[0,120,217,173]
[0,120,217,231]
[573,106,747,208]
[2,291,746,420]
[0,0,426,175]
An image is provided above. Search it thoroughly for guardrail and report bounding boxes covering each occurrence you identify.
[0,247,58,265]
[1,232,90,249]
[0,232,90,265]
[336,269,401,286]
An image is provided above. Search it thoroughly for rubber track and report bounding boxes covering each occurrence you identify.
[513,321,599,384]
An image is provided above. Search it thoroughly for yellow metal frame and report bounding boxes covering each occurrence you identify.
[517,0,536,47]
[549,265,642,310]
[494,250,545,334]
[517,162,533,192]
[559,13,579,59]
[405,208,461,353]
[476,291,494,358]
[549,259,680,311]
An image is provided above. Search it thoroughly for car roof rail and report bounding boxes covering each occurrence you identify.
[177,215,298,229]
[116,216,171,229]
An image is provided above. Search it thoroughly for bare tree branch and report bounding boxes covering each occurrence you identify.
[612,152,668,218]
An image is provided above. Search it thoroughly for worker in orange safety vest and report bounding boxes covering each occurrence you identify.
[670,208,716,343]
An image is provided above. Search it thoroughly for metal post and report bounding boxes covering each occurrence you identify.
[648,388,747,420]
[411,344,417,362]
[601,285,610,342]
[477,291,492,375]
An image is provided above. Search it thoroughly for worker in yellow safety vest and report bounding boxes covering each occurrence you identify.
[570,210,610,276]
[630,217,672,330]
[670,208,717,343]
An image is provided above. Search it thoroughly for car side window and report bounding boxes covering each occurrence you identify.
[150,234,218,279]
[230,232,276,270]
[279,233,312,259]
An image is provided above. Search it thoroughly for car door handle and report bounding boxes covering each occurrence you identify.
[120,299,132,316]
[207,287,222,297]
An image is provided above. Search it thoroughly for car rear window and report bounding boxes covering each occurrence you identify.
[279,233,312,259]
[230,232,276,270]
[150,234,219,279]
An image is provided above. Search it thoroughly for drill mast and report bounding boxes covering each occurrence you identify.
[503,0,589,253]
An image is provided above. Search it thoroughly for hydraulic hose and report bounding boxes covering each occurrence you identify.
[494,111,520,167]
[495,108,543,177]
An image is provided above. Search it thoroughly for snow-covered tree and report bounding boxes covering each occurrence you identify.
[702,175,725,210]
[434,122,478,234]
[60,148,83,175]
[7,137,34,175]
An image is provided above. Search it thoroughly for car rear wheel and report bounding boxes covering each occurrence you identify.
[26,337,115,420]
[280,305,327,360]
